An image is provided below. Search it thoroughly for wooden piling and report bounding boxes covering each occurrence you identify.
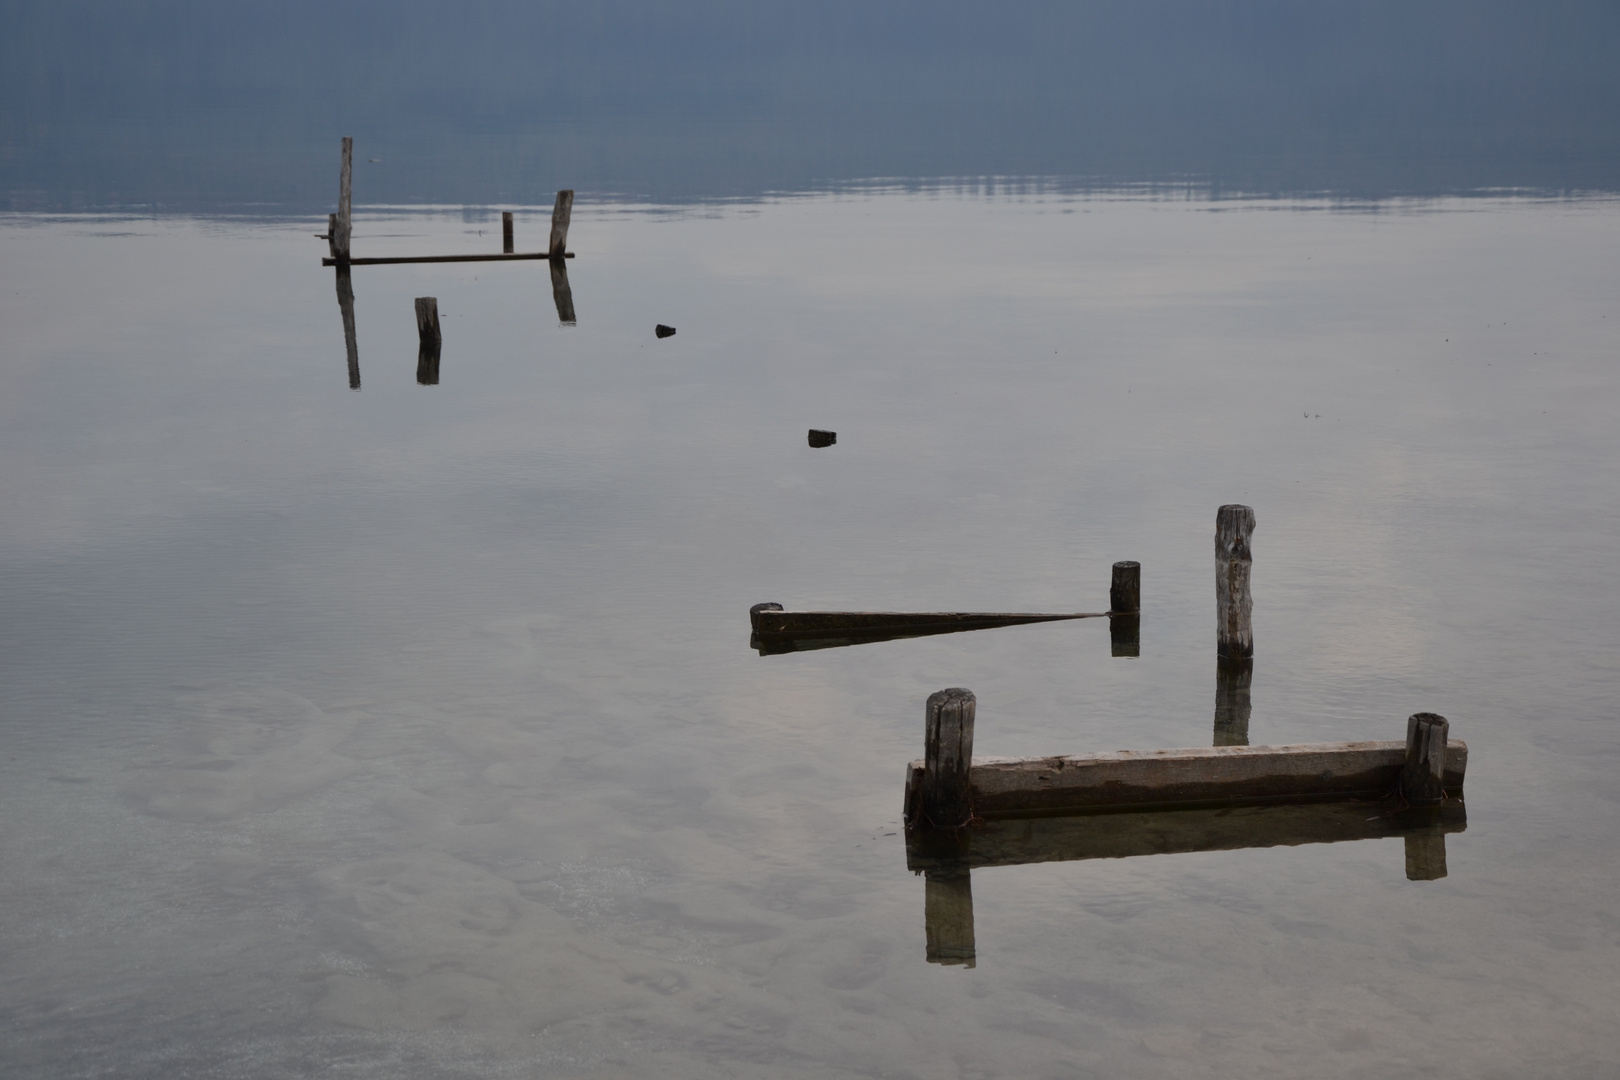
[1214,657,1253,746]
[502,211,514,254]
[921,688,976,830]
[1216,504,1255,659]
[335,267,359,390]
[923,869,976,967]
[550,257,577,325]
[1401,713,1450,806]
[1109,560,1140,657]
[416,341,440,386]
[335,137,353,262]
[414,297,441,344]
[549,190,574,259]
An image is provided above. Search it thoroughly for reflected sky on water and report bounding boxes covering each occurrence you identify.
[2,191,1618,1076]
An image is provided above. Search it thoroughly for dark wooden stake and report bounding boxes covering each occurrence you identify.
[335,267,359,390]
[1109,560,1140,657]
[502,211,514,254]
[924,869,976,967]
[416,341,440,386]
[1214,657,1253,746]
[335,137,353,262]
[1401,712,1449,806]
[1404,826,1449,880]
[1216,504,1255,659]
[414,297,441,344]
[550,258,577,326]
[549,190,574,259]
[922,688,976,830]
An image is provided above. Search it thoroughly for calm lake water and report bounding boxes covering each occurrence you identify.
[2,189,1618,1076]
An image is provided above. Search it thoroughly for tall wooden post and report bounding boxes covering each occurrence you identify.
[1401,713,1449,806]
[335,268,359,390]
[502,211,514,254]
[1109,560,1140,657]
[335,137,353,262]
[550,257,577,326]
[922,688,976,830]
[549,190,574,258]
[1216,504,1255,659]
[924,869,976,967]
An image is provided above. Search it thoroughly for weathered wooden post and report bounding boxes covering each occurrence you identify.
[1401,713,1449,806]
[549,190,574,259]
[922,688,976,830]
[1216,504,1255,659]
[335,137,353,262]
[502,211,514,254]
[335,268,359,390]
[414,297,441,344]
[924,869,976,967]
[1214,658,1252,746]
[1109,560,1140,657]
[550,258,577,325]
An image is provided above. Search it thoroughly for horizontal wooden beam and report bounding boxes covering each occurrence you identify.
[904,740,1467,820]
[905,799,1466,871]
[322,252,574,266]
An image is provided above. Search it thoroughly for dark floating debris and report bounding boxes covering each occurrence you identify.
[807,429,837,448]
[655,324,677,338]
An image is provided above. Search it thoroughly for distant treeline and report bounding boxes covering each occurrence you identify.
[3,0,1618,211]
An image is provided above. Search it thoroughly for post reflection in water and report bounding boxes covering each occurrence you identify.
[908,801,1465,966]
[1214,656,1253,746]
[550,256,576,326]
[415,340,441,386]
[334,266,359,390]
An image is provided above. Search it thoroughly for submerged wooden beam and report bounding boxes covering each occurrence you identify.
[322,251,573,266]
[904,740,1466,821]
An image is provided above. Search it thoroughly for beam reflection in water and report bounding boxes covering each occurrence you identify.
[906,800,1465,966]
[749,603,1110,656]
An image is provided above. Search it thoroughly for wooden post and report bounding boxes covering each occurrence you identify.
[924,869,976,967]
[1401,713,1449,806]
[416,341,440,386]
[1214,657,1252,746]
[922,688,976,830]
[335,137,353,262]
[1216,504,1255,659]
[335,268,359,390]
[1404,826,1448,880]
[549,190,574,258]
[502,211,514,254]
[1109,560,1140,657]
[414,297,441,344]
[549,257,577,325]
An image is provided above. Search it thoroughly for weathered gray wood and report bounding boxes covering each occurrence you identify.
[323,251,574,266]
[921,688,976,830]
[905,798,1465,871]
[335,267,359,390]
[335,137,353,261]
[1216,503,1255,659]
[502,211,514,254]
[1108,561,1141,657]
[1214,657,1252,746]
[807,429,836,448]
[923,869,975,967]
[416,341,440,386]
[1401,712,1450,806]
[414,297,441,344]
[905,739,1467,817]
[549,190,574,258]
[1405,827,1449,880]
[550,257,577,325]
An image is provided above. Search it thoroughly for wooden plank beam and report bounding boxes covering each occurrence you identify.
[904,740,1467,820]
[322,252,573,266]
